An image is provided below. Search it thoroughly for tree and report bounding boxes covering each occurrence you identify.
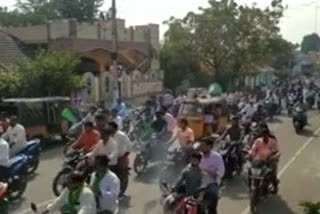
[162,0,289,88]
[3,51,84,98]
[0,71,22,97]
[0,0,103,27]
[301,33,320,53]
[300,201,320,214]
[53,0,104,22]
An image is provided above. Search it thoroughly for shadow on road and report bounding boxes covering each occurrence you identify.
[8,197,27,213]
[134,163,162,184]
[299,129,317,138]
[142,199,158,214]
[119,196,132,214]
[222,176,249,200]
[259,195,296,214]
[268,117,284,124]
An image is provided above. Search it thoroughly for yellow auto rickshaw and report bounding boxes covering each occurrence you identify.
[178,96,229,140]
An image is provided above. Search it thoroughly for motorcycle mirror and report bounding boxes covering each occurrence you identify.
[30,203,38,212]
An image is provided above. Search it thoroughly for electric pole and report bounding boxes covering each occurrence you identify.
[111,0,121,100]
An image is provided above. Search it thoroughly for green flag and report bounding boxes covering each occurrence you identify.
[61,108,78,124]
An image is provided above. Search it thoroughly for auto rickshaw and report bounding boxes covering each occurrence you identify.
[178,96,229,140]
[0,97,73,142]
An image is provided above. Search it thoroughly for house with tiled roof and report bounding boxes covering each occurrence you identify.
[5,19,163,104]
[0,30,30,69]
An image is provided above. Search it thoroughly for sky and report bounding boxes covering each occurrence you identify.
[1,0,320,44]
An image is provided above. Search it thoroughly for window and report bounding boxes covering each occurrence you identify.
[181,103,203,116]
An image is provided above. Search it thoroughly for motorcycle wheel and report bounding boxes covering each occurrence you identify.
[133,154,147,176]
[52,168,72,196]
[250,191,259,214]
[27,157,40,174]
[7,175,28,201]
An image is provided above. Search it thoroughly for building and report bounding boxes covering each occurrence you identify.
[0,30,29,69]
[4,19,163,105]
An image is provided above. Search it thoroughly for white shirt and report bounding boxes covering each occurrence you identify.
[89,139,118,165]
[242,104,257,120]
[113,116,123,130]
[164,113,177,133]
[90,170,120,212]
[114,131,132,158]
[46,186,96,214]
[0,138,9,167]
[2,124,27,157]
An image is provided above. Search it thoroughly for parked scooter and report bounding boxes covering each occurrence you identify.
[0,182,8,214]
[16,139,41,174]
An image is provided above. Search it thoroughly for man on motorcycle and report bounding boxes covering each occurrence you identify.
[90,156,120,214]
[220,116,242,143]
[2,116,27,157]
[162,107,177,139]
[200,140,225,214]
[241,100,257,121]
[0,137,9,181]
[81,105,98,124]
[249,126,280,193]
[177,119,195,149]
[95,114,109,134]
[114,99,127,120]
[88,128,118,167]
[111,109,123,130]
[174,152,203,195]
[252,105,266,123]
[71,122,101,153]
[44,171,96,214]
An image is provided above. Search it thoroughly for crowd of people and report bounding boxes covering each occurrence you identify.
[0,76,318,214]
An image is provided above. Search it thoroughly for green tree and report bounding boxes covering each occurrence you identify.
[0,70,22,97]
[162,0,289,88]
[4,51,84,98]
[301,33,320,53]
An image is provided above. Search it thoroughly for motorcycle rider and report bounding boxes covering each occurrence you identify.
[249,125,280,193]
[0,137,9,181]
[114,99,127,120]
[241,100,257,121]
[108,122,132,196]
[200,140,225,214]
[2,116,27,157]
[95,114,109,134]
[162,107,177,141]
[43,171,96,214]
[88,128,118,167]
[71,122,101,153]
[90,156,120,214]
[252,105,267,123]
[81,105,98,124]
[220,116,242,143]
[111,109,123,130]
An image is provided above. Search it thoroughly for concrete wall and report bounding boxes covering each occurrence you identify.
[50,20,69,39]
[6,25,47,42]
[77,23,98,39]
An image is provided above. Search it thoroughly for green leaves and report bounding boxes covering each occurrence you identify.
[161,0,294,90]
[0,51,84,98]
[300,201,320,214]
[301,34,320,53]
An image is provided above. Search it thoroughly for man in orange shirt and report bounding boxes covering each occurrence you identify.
[71,122,101,153]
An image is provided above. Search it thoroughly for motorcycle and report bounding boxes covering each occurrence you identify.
[218,141,245,179]
[292,106,307,133]
[159,148,189,193]
[16,139,41,174]
[247,160,277,214]
[133,134,169,175]
[286,96,295,117]
[5,155,29,201]
[52,150,89,196]
[161,182,208,214]
[0,182,8,214]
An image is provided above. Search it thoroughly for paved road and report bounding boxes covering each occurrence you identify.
[11,111,320,214]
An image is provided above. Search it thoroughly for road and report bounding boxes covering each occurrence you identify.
[11,111,320,214]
